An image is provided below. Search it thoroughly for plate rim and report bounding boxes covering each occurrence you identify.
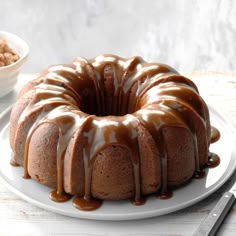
[0,104,236,221]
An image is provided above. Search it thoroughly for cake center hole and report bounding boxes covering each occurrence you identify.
[78,64,137,116]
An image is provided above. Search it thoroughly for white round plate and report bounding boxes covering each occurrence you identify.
[0,105,236,221]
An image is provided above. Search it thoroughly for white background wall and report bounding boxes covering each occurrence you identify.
[1,0,236,73]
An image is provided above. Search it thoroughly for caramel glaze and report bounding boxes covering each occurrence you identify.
[10,54,221,211]
[211,126,221,143]
[131,197,146,206]
[156,191,173,200]
[73,196,102,211]
[206,126,221,169]
[207,152,220,168]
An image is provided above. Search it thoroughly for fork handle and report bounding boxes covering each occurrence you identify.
[193,192,236,236]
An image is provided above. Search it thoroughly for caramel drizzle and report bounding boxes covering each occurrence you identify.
[135,104,189,195]
[24,106,89,200]
[211,126,220,143]
[148,100,206,172]
[138,80,210,172]
[12,83,79,166]
[12,54,221,211]
[89,55,123,116]
[118,63,176,116]
[81,115,142,202]
[76,59,104,115]
[22,104,64,179]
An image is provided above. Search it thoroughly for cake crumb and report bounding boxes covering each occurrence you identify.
[0,39,20,67]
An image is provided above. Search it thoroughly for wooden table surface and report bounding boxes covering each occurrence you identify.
[0,72,236,236]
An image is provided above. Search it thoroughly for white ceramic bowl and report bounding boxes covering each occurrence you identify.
[0,31,29,97]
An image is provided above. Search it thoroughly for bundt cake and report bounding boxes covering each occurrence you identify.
[9,54,220,211]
